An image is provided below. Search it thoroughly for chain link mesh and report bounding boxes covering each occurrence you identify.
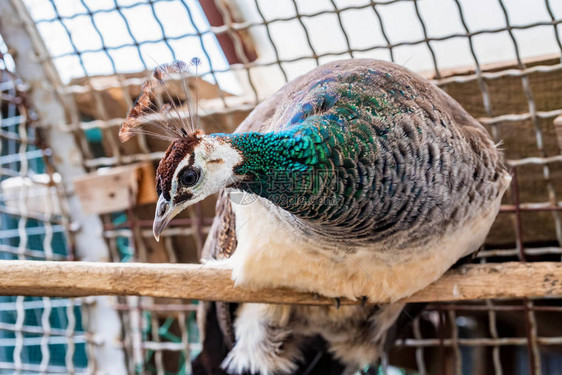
[2,0,562,373]
[0,38,89,373]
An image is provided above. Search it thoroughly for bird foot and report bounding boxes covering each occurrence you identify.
[328,296,368,309]
[332,297,341,309]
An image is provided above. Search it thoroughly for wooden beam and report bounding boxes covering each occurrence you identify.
[73,162,157,215]
[0,260,560,305]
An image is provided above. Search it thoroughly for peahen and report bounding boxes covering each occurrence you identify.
[120,59,511,374]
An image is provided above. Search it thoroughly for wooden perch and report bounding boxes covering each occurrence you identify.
[0,260,560,305]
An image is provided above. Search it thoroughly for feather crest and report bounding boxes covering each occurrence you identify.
[119,58,203,142]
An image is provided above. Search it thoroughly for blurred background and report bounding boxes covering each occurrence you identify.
[1,0,562,373]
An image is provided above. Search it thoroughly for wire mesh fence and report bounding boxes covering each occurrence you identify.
[1,0,562,373]
[0,38,90,373]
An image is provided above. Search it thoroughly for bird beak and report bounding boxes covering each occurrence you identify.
[153,195,180,242]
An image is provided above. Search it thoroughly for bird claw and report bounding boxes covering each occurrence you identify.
[329,297,367,308]
[361,296,368,307]
[332,297,341,309]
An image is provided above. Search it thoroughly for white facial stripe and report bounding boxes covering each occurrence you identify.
[170,136,243,206]
[171,157,191,195]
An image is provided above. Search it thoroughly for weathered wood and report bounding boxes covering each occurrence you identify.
[555,114,562,151]
[73,162,157,214]
[70,71,233,120]
[0,260,560,305]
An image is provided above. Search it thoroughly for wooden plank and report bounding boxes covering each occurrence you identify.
[73,162,157,214]
[555,114,562,151]
[0,260,560,305]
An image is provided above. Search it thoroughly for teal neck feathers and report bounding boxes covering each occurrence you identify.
[211,116,377,221]
[212,121,334,203]
[210,72,407,221]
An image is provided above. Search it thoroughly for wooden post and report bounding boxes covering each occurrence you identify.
[0,260,560,305]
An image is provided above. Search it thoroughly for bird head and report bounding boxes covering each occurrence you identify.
[118,60,246,241]
[152,130,243,241]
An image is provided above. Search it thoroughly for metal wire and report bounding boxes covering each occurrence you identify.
[3,0,562,373]
[0,42,89,373]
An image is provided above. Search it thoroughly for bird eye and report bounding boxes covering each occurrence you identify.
[179,167,201,187]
